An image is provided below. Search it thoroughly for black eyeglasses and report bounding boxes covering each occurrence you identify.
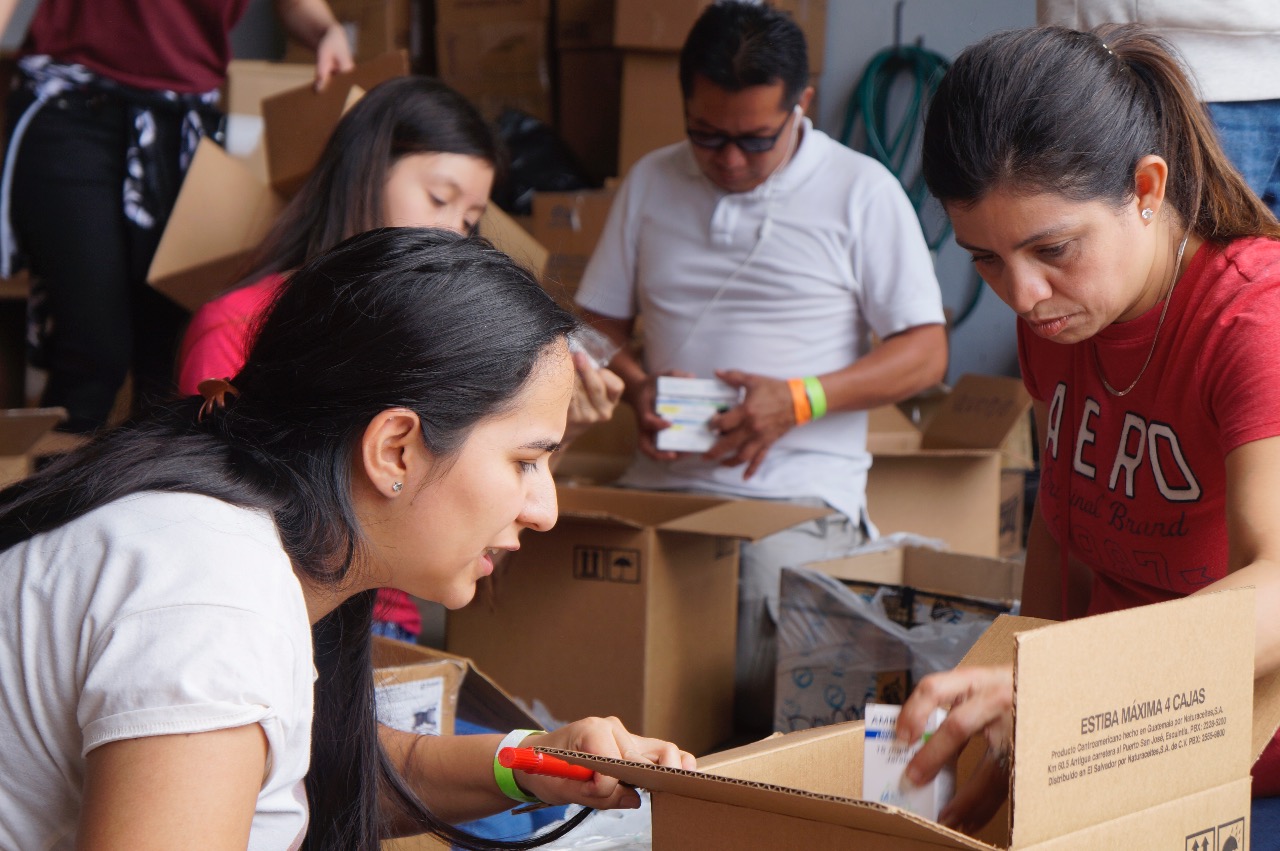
[685,110,796,153]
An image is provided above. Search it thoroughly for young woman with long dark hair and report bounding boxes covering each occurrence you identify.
[178,75,623,644]
[0,227,692,851]
[893,24,1280,844]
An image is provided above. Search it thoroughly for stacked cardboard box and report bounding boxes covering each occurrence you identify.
[0,407,67,488]
[867,374,1035,558]
[284,0,421,66]
[435,0,553,124]
[547,588,1280,849]
[447,484,831,756]
[556,0,827,181]
[527,186,615,300]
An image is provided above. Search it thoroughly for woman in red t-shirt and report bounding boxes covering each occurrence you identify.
[3,0,352,433]
[893,24,1280,841]
[178,75,624,643]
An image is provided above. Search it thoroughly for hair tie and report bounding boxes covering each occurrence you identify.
[197,378,240,422]
[1101,41,1113,56]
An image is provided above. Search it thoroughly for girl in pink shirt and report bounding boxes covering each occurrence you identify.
[179,77,622,641]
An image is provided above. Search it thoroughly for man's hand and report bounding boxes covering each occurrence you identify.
[704,369,796,478]
[625,370,693,462]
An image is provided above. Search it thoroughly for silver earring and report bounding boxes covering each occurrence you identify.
[1141,208,1155,221]
[391,481,403,493]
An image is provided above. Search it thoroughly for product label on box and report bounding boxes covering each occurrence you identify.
[375,677,447,736]
[862,703,955,820]
[654,376,742,453]
[1041,685,1231,789]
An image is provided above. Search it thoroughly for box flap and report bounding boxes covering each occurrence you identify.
[0,407,66,456]
[921,374,1034,469]
[1254,670,1280,764]
[1010,589,1254,847]
[478,205,549,280]
[805,547,1023,605]
[557,484,729,529]
[866,404,921,455]
[540,748,990,850]
[225,60,315,117]
[657,499,832,541]
[147,139,283,311]
[372,637,541,732]
[261,51,409,195]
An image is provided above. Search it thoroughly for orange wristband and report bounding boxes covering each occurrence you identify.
[788,377,812,425]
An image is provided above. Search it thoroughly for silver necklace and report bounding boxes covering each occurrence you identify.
[1094,230,1191,397]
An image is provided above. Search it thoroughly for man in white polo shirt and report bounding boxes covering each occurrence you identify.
[576,0,947,737]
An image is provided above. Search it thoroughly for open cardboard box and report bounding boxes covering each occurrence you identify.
[867,374,1035,558]
[149,52,548,312]
[447,485,831,756]
[374,636,541,851]
[0,407,66,487]
[547,587,1279,848]
[148,54,410,311]
[776,546,1024,733]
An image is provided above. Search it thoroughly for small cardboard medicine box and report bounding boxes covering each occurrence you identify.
[551,588,1280,849]
[867,373,1035,558]
[446,485,831,756]
[776,546,1023,734]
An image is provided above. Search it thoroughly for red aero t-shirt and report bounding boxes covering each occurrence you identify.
[27,0,252,93]
[1019,235,1280,794]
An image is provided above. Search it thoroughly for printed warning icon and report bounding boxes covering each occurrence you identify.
[1187,827,1216,851]
[573,546,641,583]
[1218,817,1245,851]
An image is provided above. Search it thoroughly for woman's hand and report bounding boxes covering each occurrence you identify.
[898,665,1014,833]
[515,717,696,809]
[562,352,625,446]
[313,22,356,90]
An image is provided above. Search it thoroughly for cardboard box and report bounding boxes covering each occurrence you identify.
[446,485,831,755]
[867,374,1034,558]
[529,187,616,300]
[372,636,542,735]
[285,0,417,65]
[478,204,550,281]
[557,0,826,71]
[549,588,1280,849]
[435,18,551,123]
[262,51,411,196]
[0,407,66,487]
[775,546,1022,733]
[436,0,549,25]
[374,636,540,851]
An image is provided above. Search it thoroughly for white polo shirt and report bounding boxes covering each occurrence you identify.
[577,120,944,522]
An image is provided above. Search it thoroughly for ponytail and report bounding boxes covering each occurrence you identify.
[923,24,1280,242]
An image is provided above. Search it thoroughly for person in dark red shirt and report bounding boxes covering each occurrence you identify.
[2,0,353,432]
[893,24,1280,846]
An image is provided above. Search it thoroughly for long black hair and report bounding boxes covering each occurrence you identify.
[241,75,501,285]
[0,228,587,850]
[922,24,1280,241]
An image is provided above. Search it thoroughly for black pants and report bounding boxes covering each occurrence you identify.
[8,87,203,431]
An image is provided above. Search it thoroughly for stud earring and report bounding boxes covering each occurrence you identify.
[392,481,403,493]
[1141,208,1155,221]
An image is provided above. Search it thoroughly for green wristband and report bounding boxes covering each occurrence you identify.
[803,376,828,419]
[494,729,544,803]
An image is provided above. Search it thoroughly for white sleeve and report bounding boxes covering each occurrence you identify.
[575,170,642,320]
[850,171,946,339]
[78,604,305,755]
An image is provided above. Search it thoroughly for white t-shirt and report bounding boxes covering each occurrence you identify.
[576,121,945,521]
[0,492,314,851]
[1037,0,1280,102]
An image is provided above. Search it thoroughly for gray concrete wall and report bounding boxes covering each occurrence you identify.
[815,0,1036,382]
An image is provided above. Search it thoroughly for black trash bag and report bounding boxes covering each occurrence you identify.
[491,108,591,215]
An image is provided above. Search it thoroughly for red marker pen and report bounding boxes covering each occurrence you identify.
[498,747,595,782]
